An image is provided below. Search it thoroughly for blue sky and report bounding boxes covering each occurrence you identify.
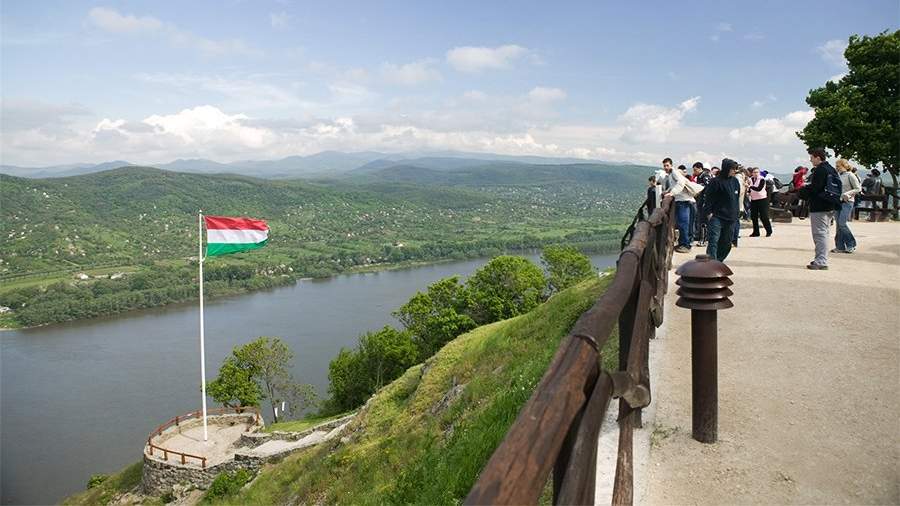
[1,0,896,169]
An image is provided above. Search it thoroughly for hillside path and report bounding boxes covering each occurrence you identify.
[639,219,900,505]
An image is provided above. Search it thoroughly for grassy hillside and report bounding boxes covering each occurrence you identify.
[210,275,617,505]
[0,166,641,326]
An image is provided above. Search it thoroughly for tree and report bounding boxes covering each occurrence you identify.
[326,326,418,412]
[207,360,262,408]
[207,336,312,423]
[394,276,476,359]
[467,256,546,324]
[799,30,900,216]
[358,326,418,390]
[541,245,595,293]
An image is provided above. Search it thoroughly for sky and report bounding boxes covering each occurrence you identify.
[1,0,897,170]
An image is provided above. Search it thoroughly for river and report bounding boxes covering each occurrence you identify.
[0,253,617,505]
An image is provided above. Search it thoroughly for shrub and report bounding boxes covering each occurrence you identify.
[204,469,253,501]
[86,474,108,489]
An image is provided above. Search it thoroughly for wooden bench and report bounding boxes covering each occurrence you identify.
[854,195,890,221]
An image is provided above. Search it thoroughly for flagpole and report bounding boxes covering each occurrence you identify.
[199,210,208,442]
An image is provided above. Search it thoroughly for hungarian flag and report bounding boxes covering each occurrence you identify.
[204,216,268,257]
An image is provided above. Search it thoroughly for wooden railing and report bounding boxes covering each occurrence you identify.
[466,196,676,505]
[146,406,261,469]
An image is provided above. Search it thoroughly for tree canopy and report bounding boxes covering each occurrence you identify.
[799,30,899,180]
[541,245,595,293]
[467,256,546,324]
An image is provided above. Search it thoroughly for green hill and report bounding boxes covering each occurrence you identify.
[0,166,642,327]
[62,275,616,505]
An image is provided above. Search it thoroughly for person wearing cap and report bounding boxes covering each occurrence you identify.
[702,158,741,261]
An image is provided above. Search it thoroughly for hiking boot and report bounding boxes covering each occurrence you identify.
[807,264,829,270]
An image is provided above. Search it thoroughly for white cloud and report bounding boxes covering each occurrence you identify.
[527,87,566,102]
[829,72,847,83]
[88,7,162,33]
[270,12,291,29]
[728,110,814,145]
[135,73,312,109]
[446,44,530,72]
[380,59,441,86]
[329,82,376,105]
[619,96,700,144]
[710,22,732,42]
[818,39,848,67]
[87,7,259,56]
[462,90,487,101]
[750,94,777,108]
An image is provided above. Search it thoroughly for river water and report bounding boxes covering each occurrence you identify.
[0,253,617,505]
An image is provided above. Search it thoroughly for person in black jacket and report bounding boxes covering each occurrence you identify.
[799,148,841,270]
[702,158,741,261]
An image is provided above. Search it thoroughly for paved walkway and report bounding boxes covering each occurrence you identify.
[639,219,900,504]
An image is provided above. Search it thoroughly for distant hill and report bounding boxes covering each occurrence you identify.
[1,151,653,180]
[345,161,652,192]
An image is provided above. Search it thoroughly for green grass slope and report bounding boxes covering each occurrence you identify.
[214,275,617,505]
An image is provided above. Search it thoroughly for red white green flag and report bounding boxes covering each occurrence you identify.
[204,215,268,257]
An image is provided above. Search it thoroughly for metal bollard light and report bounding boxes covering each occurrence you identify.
[675,254,733,444]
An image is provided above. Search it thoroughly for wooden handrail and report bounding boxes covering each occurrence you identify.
[145,406,261,469]
[466,196,676,505]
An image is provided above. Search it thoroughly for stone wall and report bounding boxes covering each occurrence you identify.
[141,454,263,495]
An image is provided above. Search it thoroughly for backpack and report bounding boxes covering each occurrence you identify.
[819,166,843,206]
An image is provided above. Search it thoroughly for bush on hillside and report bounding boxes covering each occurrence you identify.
[467,256,546,324]
[541,245,595,293]
[394,276,476,359]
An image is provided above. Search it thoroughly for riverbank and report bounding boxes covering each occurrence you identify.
[0,240,624,330]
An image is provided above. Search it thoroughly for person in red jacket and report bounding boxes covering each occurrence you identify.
[792,166,809,218]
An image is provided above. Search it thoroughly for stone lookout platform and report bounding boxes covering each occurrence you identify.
[142,408,264,494]
[141,407,355,495]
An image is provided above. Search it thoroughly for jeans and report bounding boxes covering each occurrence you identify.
[706,217,736,262]
[810,211,834,266]
[835,201,857,251]
[732,215,740,244]
[750,198,772,235]
[675,201,694,248]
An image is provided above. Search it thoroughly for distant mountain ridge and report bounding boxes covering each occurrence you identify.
[1,151,654,179]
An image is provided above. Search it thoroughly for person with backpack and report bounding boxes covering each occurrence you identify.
[833,159,861,253]
[799,148,842,270]
[748,167,773,237]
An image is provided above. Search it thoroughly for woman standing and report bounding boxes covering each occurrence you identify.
[833,159,861,253]
[748,167,773,237]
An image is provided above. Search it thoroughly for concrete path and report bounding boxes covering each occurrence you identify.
[153,422,254,466]
[641,219,900,504]
[248,422,349,458]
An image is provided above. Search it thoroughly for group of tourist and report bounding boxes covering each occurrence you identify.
[647,148,870,269]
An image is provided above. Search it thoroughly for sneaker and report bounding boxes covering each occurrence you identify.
[844,248,855,254]
[807,264,829,270]
[749,233,760,237]
[766,232,773,237]
[675,245,690,253]
[831,248,845,253]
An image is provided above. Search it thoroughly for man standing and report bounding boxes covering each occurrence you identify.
[664,163,697,253]
[703,158,741,261]
[692,162,711,245]
[800,148,841,270]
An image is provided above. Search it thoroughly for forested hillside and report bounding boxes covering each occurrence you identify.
[0,164,647,326]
